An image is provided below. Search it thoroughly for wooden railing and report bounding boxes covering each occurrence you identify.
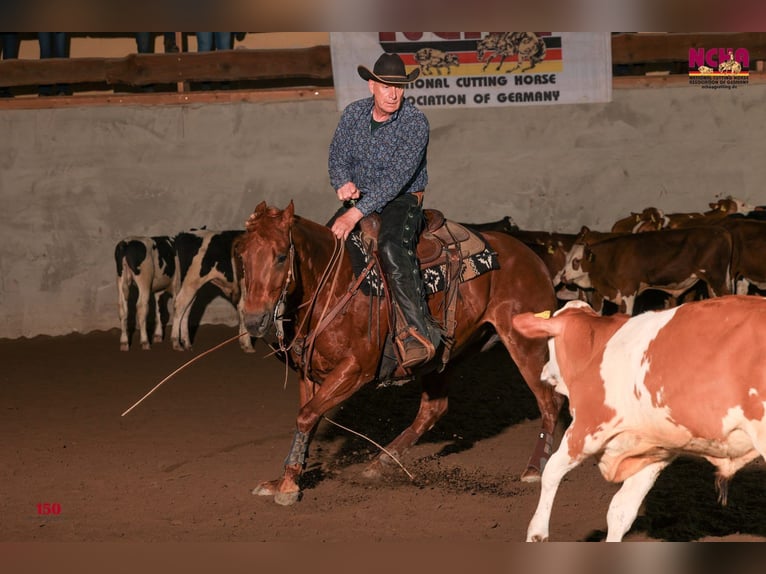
[1,33,764,108]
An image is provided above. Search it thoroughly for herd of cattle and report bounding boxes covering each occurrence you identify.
[507,196,766,316]
[115,196,766,351]
[504,195,766,541]
[115,228,254,353]
[115,197,766,540]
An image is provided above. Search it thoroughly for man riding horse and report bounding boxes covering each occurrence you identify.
[326,52,442,371]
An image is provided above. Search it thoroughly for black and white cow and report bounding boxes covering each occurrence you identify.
[172,229,254,352]
[115,235,177,351]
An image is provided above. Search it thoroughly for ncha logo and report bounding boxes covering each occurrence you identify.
[689,47,749,70]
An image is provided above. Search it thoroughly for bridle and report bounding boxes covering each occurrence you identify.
[272,233,295,349]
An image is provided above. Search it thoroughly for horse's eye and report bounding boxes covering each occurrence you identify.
[276,254,288,264]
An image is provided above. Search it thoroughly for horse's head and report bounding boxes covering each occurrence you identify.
[234,201,296,338]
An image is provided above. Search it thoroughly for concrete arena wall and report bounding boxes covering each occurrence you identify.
[2,85,763,339]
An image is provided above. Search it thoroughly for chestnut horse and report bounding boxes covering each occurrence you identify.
[235,201,564,505]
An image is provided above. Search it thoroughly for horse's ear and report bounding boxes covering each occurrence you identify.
[246,201,268,231]
[281,201,295,226]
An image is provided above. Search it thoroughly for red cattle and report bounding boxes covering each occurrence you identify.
[610,207,665,233]
[555,226,733,315]
[513,296,766,541]
[613,197,754,233]
[714,217,766,295]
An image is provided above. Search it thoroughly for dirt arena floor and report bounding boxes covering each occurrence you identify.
[2,323,765,545]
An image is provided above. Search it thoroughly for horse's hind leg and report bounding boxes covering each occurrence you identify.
[362,373,448,480]
[503,332,565,482]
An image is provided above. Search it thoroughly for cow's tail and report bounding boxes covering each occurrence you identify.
[115,241,128,277]
[714,472,731,506]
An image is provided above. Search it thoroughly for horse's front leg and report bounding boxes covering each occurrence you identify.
[251,427,312,506]
[253,359,369,505]
[362,372,448,480]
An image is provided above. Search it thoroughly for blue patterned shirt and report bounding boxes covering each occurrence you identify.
[328,96,429,216]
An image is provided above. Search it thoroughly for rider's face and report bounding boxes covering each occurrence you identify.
[369,80,404,120]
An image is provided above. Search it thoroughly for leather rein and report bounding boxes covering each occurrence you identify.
[272,230,377,383]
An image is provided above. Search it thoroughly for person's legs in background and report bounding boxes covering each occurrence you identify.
[135,32,154,54]
[163,33,179,53]
[214,33,233,89]
[212,33,232,51]
[195,33,214,90]
[196,33,213,53]
[38,32,71,96]
[1,33,19,97]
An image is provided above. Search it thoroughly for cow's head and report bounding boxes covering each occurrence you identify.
[555,243,593,288]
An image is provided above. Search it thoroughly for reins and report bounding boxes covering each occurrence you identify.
[294,234,377,383]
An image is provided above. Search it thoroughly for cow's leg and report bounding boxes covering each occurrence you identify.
[252,359,367,505]
[605,460,668,542]
[117,276,131,351]
[735,277,750,295]
[152,292,164,343]
[362,371,448,480]
[526,433,585,542]
[171,286,195,351]
[135,286,152,350]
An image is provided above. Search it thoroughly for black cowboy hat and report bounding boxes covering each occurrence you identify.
[357,52,420,85]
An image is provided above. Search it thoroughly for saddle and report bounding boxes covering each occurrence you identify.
[356,209,499,373]
[360,209,490,273]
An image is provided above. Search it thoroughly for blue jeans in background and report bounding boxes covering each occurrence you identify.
[135,33,179,54]
[38,32,71,96]
[1,33,19,97]
[195,33,232,52]
[195,33,233,90]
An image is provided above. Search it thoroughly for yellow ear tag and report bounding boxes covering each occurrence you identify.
[534,310,552,319]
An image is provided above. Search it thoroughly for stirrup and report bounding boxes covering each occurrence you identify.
[395,327,436,369]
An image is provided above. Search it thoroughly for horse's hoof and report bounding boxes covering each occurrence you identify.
[361,455,398,480]
[120,343,129,352]
[361,462,384,480]
[141,342,151,350]
[252,482,277,497]
[274,491,301,506]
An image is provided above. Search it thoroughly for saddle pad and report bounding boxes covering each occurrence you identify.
[346,229,499,297]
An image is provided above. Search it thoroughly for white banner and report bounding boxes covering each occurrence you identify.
[330,32,612,111]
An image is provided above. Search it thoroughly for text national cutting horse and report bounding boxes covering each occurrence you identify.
[235,201,564,505]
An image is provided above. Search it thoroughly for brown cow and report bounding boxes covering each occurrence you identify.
[513,296,766,541]
[611,207,666,233]
[714,217,766,295]
[555,226,733,315]
[615,197,754,233]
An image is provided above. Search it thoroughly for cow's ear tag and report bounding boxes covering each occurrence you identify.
[534,310,552,319]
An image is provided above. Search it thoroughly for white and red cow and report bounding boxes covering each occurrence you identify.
[513,297,766,542]
[115,235,177,351]
[555,226,733,315]
[172,229,254,352]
